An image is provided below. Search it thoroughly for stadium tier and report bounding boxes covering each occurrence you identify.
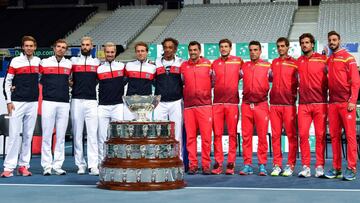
[0,7,97,47]
[154,2,297,44]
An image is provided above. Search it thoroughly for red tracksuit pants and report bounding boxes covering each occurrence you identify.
[298,103,327,167]
[328,102,357,170]
[212,104,238,165]
[184,105,213,169]
[270,105,297,167]
[241,102,269,165]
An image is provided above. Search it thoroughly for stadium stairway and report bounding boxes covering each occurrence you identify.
[289,6,319,41]
[66,10,113,46]
[117,9,180,61]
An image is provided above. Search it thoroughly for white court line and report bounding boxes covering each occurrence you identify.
[0,184,360,192]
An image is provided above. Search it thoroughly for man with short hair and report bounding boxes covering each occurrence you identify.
[181,41,213,175]
[97,42,126,163]
[124,41,156,120]
[269,37,298,177]
[154,38,184,159]
[40,39,72,176]
[325,31,360,181]
[239,40,271,176]
[211,38,243,175]
[70,36,100,175]
[297,33,328,178]
[1,36,40,177]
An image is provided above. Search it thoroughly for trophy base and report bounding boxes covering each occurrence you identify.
[97,180,186,191]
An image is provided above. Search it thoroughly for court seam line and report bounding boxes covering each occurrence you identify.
[0,184,360,192]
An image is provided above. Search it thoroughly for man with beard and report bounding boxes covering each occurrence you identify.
[70,36,100,175]
[297,33,327,178]
[40,39,72,176]
[325,31,360,181]
[124,42,156,120]
[1,36,40,177]
[269,37,298,177]
[97,42,125,163]
[239,41,271,176]
[181,41,213,175]
[154,38,184,159]
[211,39,243,175]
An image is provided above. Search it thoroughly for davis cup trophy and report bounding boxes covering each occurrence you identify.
[98,95,185,191]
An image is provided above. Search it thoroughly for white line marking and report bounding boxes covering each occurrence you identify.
[0,184,94,188]
[0,184,359,192]
[186,187,360,192]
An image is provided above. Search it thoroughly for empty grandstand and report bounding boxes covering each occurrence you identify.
[316,0,360,43]
[0,7,97,47]
[67,5,162,48]
[153,2,297,44]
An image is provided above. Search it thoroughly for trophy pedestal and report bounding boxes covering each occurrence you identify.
[98,121,186,191]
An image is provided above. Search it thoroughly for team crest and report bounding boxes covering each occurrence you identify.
[146,73,150,78]
[91,66,95,71]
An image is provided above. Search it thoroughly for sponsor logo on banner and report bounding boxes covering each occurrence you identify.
[268,43,278,59]
[148,44,157,61]
[204,43,220,60]
[236,43,250,60]
[176,44,189,60]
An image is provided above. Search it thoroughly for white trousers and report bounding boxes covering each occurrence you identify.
[3,101,38,171]
[41,100,70,169]
[153,99,183,160]
[98,103,124,163]
[123,103,151,121]
[71,99,98,169]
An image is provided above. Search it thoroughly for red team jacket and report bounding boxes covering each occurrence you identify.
[327,49,360,104]
[212,55,243,104]
[297,53,328,104]
[270,56,298,105]
[241,59,271,103]
[180,57,212,108]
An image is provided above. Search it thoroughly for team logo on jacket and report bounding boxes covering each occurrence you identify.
[146,73,150,78]
[118,71,122,76]
[91,66,95,71]
[34,67,39,72]
[64,69,68,73]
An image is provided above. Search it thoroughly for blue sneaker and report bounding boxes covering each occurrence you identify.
[259,164,267,176]
[343,168,356,181]
[239,165,253,175]
[324,168,342,179]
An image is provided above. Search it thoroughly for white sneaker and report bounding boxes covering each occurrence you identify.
[271,165,282,176]
[89,167,99,176]
[315,166,324,178]
[43,166,52,176]
[53,168,67,175]
[77,166,87,175]
[282,165,294,177]
[298,165,311,178]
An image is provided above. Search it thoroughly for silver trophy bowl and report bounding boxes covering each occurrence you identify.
[123,95,161,121]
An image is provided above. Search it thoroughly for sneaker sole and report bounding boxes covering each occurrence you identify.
[343,177,356,181]
[298,174,311,178]
[239,172,253,175]
[259,172,267,176]
[1,174,14,178]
